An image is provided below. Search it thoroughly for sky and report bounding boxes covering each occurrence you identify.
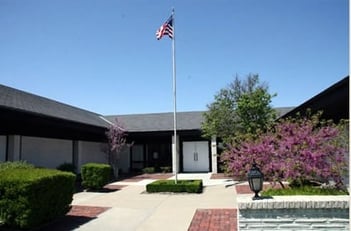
[0,0,349,116]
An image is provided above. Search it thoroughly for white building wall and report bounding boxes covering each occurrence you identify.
[21,136,72,169]
[77,141,107,172]
[0,136,6,162]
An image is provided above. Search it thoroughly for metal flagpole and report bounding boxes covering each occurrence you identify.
[171,8,178,184]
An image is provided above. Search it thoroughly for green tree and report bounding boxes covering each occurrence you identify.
[202,74,276,144]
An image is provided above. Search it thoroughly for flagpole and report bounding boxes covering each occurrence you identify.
[171,8,178,184]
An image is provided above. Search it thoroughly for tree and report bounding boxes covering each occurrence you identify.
[103,118,130,179]
[201,74,276,144]
[221,111,348,189]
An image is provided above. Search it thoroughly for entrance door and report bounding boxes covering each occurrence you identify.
[182,141,209,172]
[131,144,144,171]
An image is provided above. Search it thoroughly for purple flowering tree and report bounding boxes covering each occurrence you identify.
[222,112,348,189]
[103,118,130,179]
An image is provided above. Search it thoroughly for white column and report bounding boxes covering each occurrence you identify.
[172,135,179,174]
[7,135,21,161]
[211,135,218,173]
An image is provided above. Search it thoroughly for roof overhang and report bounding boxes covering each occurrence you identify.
[0,107,107,142]
[282,76,349,122]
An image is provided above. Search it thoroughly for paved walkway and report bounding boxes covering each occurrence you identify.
[69,173,238,231]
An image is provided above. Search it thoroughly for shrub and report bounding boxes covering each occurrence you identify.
[146,180,203,193]
[0,168,75,229]
[222,112,348,189]
[57,162,76,174]
[160,166,172,173]
[262,185,349,196]
[142,167,155,174]
[81,163,112,190]
[0,161,34,172]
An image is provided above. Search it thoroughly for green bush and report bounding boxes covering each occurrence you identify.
[142,167,155,174]
[146,180,203,193]
[81,163,112,190]
[262,185,349,196]
[0,168,75,229]
[57,162,76,174]
[0,161,34,172]
[160,166,172,173]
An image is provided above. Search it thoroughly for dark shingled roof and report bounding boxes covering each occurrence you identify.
[0,84,109,128]
[106,107,294,132]
[105,111,205,132]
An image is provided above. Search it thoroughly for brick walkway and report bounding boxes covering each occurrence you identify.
[118,173,174,182]
[188,209,238,231]
[67,205,111,218]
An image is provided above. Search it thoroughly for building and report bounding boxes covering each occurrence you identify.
[0,76,348,174]
[0,84,109,171]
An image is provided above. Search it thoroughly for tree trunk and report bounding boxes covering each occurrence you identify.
[278,181,285,189]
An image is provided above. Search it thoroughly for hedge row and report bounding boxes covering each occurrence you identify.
[0,168,75,229]
[146,180,203,193]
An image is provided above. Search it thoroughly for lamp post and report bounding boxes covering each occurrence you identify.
[247,161,264,200]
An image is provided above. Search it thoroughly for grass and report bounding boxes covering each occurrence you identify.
[261,185,349,196]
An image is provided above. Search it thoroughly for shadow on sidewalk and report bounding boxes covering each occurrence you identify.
[0,216,96,231]
[34,215,97,231]
[0,206,110,231]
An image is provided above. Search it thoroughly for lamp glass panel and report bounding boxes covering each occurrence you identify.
[252,177,263,191]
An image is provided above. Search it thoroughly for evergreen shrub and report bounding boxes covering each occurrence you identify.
[81,163,112,190]
[146,180,203,193]
[0,168,75,229]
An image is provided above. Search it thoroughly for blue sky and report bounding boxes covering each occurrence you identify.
[0,0,349,115]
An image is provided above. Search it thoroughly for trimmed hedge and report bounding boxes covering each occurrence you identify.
[146,180,203,193]
[0,168,75,229]
[0,161,34,171]
[81,163,112,190]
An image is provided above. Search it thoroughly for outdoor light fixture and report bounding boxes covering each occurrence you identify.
[247,161,264,200]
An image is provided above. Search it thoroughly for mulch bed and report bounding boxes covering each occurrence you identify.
[103,184,127,191]
[235,183,288,194]
[210,173,233,179]
[188,209,238,231]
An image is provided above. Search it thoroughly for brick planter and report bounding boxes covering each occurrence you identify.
[237,195,349,230]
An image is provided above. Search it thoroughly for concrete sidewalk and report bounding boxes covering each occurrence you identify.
[71,173,237,231]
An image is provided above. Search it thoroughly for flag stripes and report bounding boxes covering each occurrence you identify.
[156,15,173,40]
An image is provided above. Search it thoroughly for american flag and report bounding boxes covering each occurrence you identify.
[156,15,173,40]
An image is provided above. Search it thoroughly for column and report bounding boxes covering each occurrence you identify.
[7,135,21,161]
[211,135,218,173]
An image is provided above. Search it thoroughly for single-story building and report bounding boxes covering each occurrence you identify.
[0,84,110,171]
[0,76,348,174]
